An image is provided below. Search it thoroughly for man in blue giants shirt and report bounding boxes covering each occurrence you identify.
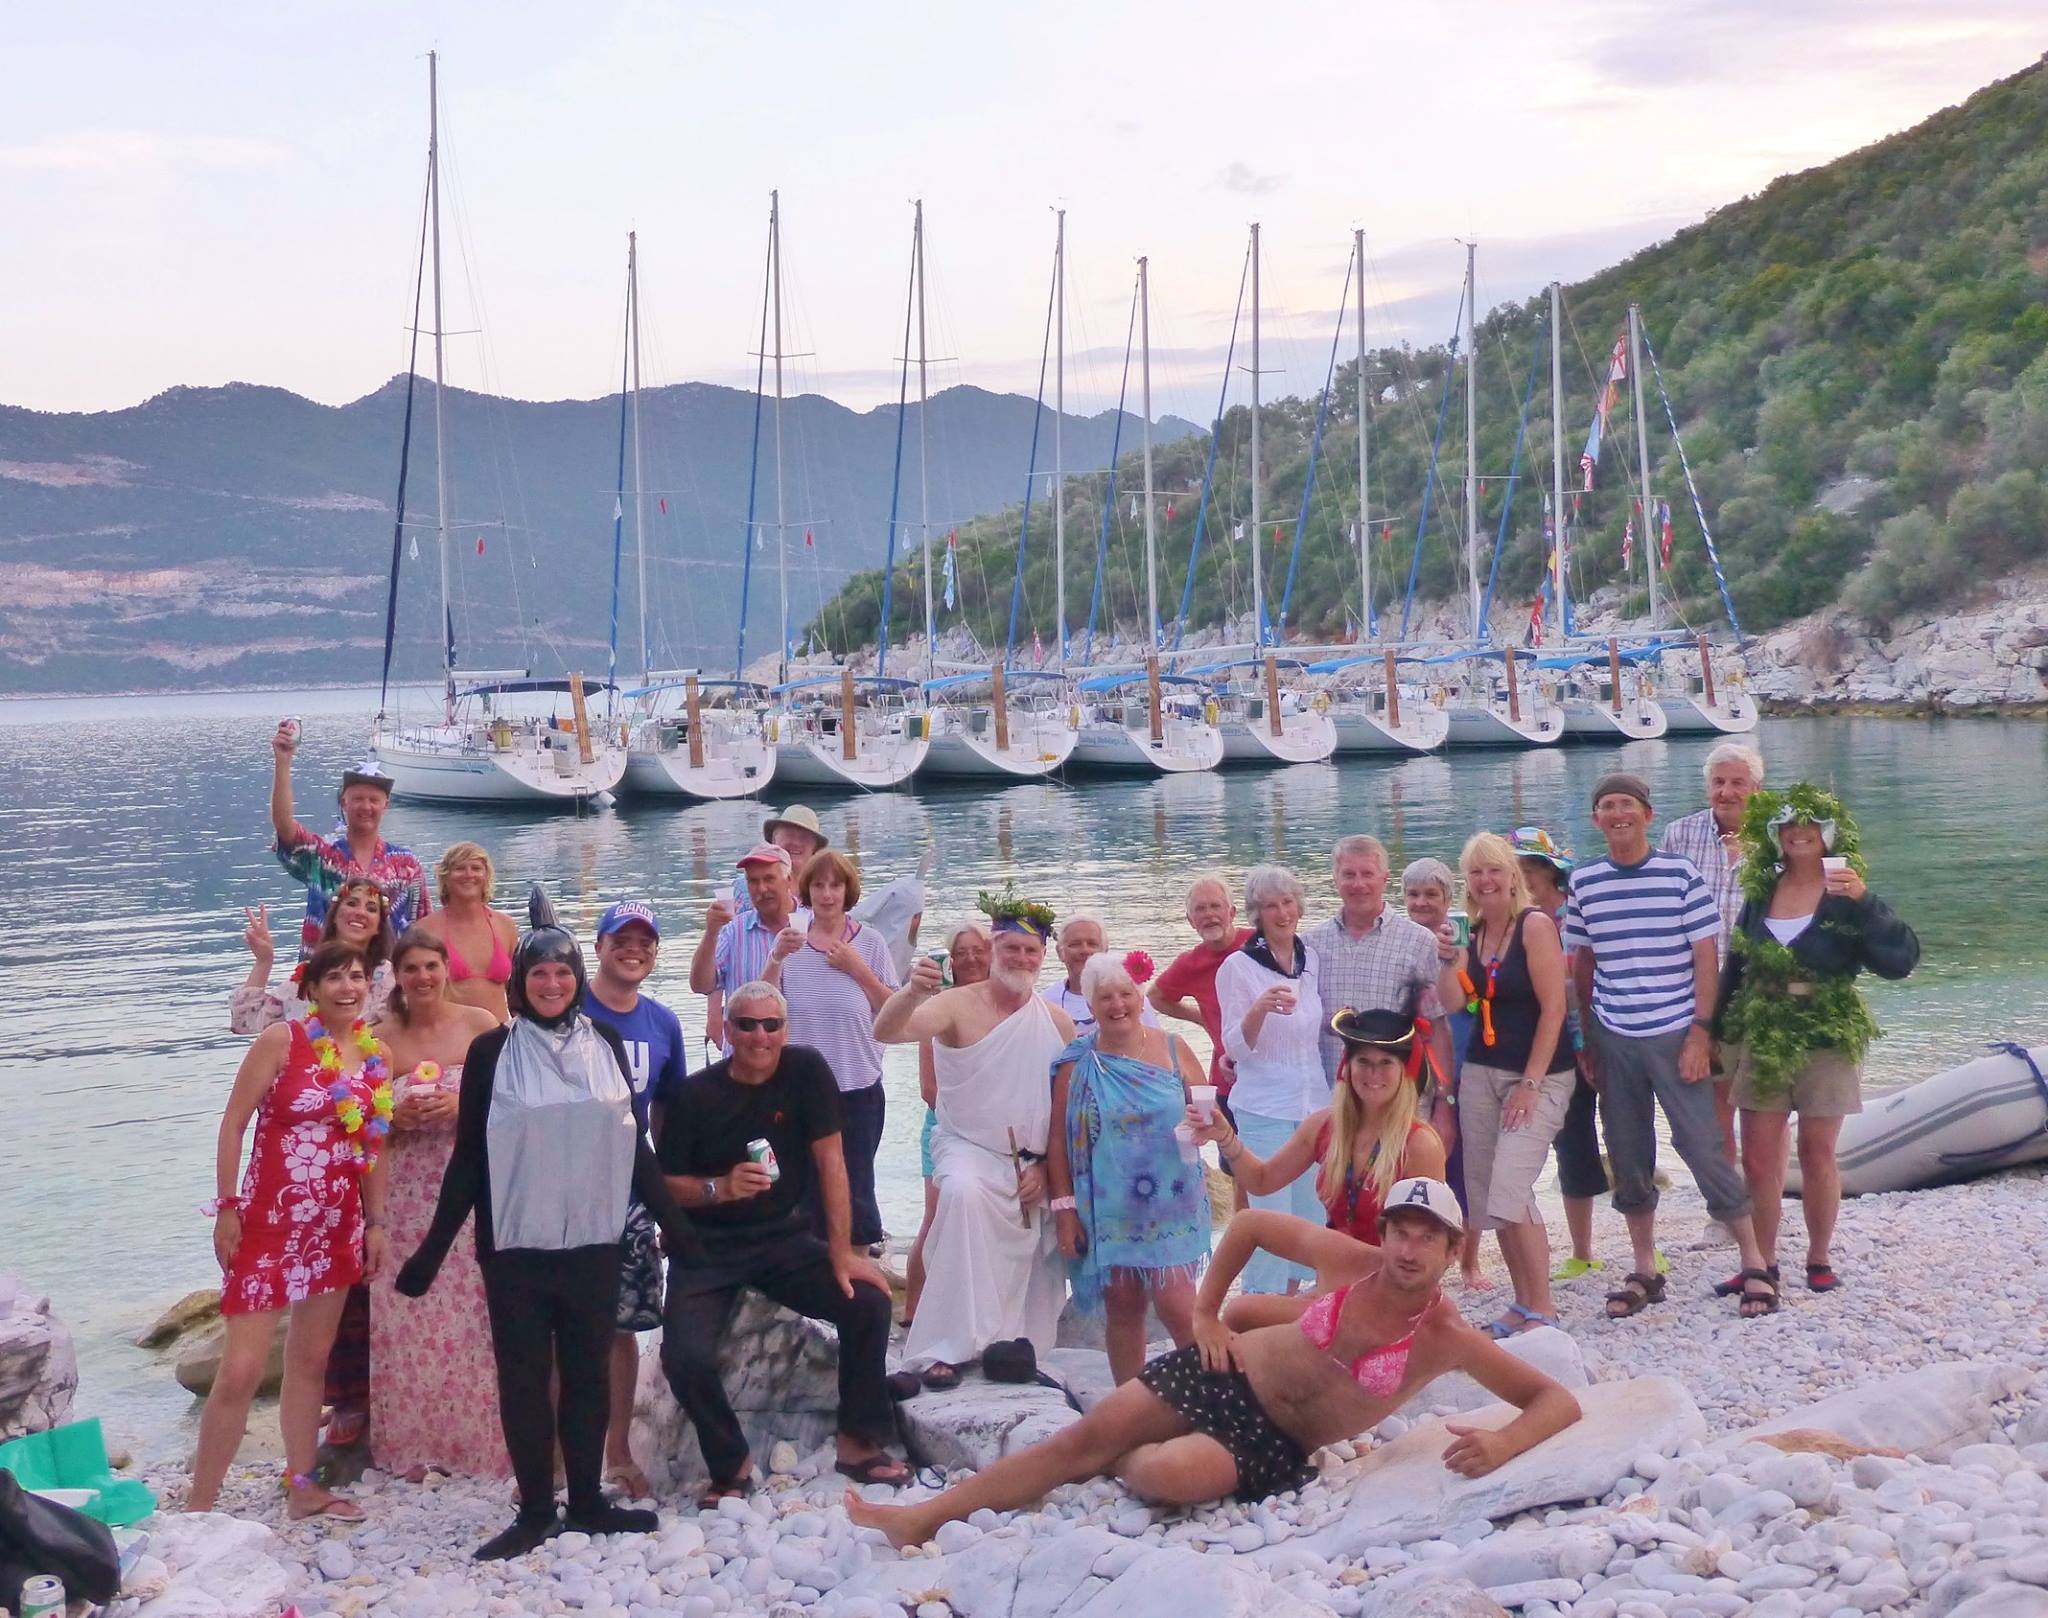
[582,899,687,1499]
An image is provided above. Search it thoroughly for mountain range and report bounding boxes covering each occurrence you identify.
[0,378,1198,694]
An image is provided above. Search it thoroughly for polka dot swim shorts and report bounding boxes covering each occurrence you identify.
[1137,1343,1316,1500]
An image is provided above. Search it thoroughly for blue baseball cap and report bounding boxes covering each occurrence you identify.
[596,900,660,940]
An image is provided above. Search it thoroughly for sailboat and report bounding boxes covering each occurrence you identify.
[746,193,929,791]
[610,234,777,800]
[908,203,1079,781]
[1438,243,1562,750]
[1661,632,1760,733]
[1186,223,1337,767]
[370,52,627,804]
[1314,228,1450,756]
[1065,233,1225,775]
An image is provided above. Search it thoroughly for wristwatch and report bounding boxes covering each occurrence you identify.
[702,1177,720,1204]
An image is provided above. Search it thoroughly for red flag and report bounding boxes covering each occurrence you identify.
[1273,524,1284,546]
[1380,522,1392,545]
[1622,502,1636,571]
[1528,594,1545,642]
[804,528,814,548]
[1165,501,1176,520]
[475,534,485,556]
[947,528,957,546]
[658,497,668,515]
[1660,501,1674,566]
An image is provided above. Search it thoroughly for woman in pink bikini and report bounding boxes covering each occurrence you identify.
[409,842,517,1023]
[846,1178,1582,1546]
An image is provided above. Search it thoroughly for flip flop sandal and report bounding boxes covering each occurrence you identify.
[1713,1263,1779,1297]
[1739,1268,1781,1317]
[694,1474,756,1511]
[919,1362,962,1392]
[836,1453,911,1488]
[604,1464,652,1499]
[1604,1271,1667,1318]
[885,1371,923,1402]
[285,1485,365,1522]
[1805,1261,1842,1293]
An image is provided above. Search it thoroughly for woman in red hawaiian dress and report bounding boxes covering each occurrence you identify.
[188,940,393,1520]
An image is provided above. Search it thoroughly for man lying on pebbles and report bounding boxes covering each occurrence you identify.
[847,1177,1582,1547]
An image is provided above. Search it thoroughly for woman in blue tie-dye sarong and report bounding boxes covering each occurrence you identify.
[1048,953,1212,1384]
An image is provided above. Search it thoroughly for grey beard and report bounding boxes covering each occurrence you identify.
[991,965,1036,996]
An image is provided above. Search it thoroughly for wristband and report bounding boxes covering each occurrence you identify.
[1691,1018,1712,1033]
[1048,1196,1077,1213]
[202,1197,248,1217]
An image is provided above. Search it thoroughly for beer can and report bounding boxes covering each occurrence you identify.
[20,1573,65,1618]
[746,1137,780,1183]
[280,716,302,741]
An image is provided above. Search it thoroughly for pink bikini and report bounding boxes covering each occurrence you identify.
[447,930,513,986]
[1298,1282,1435,1399]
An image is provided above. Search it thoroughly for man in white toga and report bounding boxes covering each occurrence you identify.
[874,891,1075,1386]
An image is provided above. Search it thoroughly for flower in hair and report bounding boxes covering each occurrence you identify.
[1122,949,1155,986]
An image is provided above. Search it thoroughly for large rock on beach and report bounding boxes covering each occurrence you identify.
[630,1290,843,1488]
[1736,1360,2032,1461]
[137,1287,222,1349]
[0,1279,77,1439]
[128,1512,293,1618]
[1356,1580,1510,1618]
[173,1328,283,1399]
[898,1373,1082,1472]
[1288,1375,1704,1558]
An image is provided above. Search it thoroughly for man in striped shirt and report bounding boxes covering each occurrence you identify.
[690,845,808,1056]
[1564,773,1775,1320]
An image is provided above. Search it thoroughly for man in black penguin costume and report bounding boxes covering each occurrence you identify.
[398,899,703,1560]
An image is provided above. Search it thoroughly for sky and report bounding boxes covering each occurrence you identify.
[3,1,2042,422]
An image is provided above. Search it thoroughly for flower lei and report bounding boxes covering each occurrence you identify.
[306,1015,395,1172]
[1719,785,1880,1101]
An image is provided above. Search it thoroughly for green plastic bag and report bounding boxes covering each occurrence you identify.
[0,1418,157,1528]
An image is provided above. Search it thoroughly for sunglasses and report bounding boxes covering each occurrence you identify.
[729,1015,785,1034]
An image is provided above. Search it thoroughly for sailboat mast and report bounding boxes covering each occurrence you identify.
[1249,222,1265,647]
[1549,280,1565,646]
[915,201,934,680]
[1354,228,1369,642]
[427,51,453,715]
[1628,302,1659,627]
[1139,256,1158,648]
[771,191,789,683]
[1053,209,1066,669]
[1464,242,1480,643]
[629,231,648,684]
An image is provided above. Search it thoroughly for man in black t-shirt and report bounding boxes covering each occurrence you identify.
[654,979,909,1501]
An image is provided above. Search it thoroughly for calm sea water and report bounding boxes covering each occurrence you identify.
[3,687,2043,1458]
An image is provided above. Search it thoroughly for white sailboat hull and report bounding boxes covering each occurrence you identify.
[373,724,627,803]
[1660,692,1761,734]
[917,708,1079,780]
[1444,700,1564,748]
[1561,696,1670,741]
[769,711,930,791]
[1329,699,1449,755]
[1069,717,1225,774]
[621,735,775,800]
[1217,708,1339,765]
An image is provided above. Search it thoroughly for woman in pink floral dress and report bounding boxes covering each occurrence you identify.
[368,929,507,1478]
[189,940,392,1520]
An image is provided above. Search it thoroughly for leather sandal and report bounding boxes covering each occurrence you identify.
[1604,1271,1666,1319]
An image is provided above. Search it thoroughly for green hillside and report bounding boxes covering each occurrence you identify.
[814,54,2048,656]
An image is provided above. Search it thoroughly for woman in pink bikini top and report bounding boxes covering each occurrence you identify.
[413,841,518,1024]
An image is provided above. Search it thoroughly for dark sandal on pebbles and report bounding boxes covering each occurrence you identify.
[1806,1261,1842,1292]
[1739,1268,1781,1317]
[1713,1262,1780,1298]
[919,1362,962,1392]
[695,1474,756,1511]
[836,1454,911,1488]
[1604,1271,1666,1318]
[885,1371,923,1402]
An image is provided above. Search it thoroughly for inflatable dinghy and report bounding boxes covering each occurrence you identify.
[1789,1042,2048,1197]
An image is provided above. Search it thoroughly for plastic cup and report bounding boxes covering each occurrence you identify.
[1189,1084,1218,1124]
[1821,856,1848,875]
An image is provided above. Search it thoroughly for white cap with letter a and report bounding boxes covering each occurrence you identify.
[1379,1176,1466,1237]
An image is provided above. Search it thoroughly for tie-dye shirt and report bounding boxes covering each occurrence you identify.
[275,819,430,955]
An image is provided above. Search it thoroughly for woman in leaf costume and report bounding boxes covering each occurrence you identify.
[1714,784,1919,1296]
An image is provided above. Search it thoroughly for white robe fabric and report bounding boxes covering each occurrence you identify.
[902,994,1070,1369]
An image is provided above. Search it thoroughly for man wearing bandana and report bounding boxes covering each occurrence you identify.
[874,892,1076,1386]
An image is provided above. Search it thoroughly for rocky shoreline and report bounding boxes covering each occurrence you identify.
[58,1166,2046,1618]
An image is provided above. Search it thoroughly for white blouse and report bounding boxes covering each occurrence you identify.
[1216,944,1328,1122]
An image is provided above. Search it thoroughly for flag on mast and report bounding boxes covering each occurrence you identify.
[1622,503,1636,571]
[1659,500,1674,566]
[942,529,957,610]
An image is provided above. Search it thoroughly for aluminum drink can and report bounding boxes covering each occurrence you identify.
[747,1138,780,1183]
[279,716,302,743]
[21,1573,65,1618]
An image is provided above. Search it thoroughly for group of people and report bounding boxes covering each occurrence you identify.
[188,721,1919,1556]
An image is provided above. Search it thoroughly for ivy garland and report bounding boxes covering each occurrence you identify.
[1719,784,1880,1100]
[975,880,1057,936]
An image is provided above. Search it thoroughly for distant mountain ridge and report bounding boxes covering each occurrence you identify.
[0,376,1201,694]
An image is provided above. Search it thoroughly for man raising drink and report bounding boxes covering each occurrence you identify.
[874,886,1075,1389]
[845,1178,1580,1546]
[269,723,429,956]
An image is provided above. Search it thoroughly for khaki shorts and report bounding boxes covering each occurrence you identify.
[1459,1060,1575,1232]
[1727,1042,1863,1116]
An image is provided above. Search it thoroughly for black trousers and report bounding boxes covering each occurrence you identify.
[481,1244,621,1520]
[809,1082,886,1248]
[659,1219,893,1485]
[1552,1067,1611,1200]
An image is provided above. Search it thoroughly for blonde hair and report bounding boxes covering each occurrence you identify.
[1317,1044,1422,1211]
[797,849,862,908]
[1459,831,1531,920]
[436,841,496,906]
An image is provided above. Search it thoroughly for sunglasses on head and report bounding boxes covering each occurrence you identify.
[730,1015,785,1034]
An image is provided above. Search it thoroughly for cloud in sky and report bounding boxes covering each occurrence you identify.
[0,1,2041,415]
